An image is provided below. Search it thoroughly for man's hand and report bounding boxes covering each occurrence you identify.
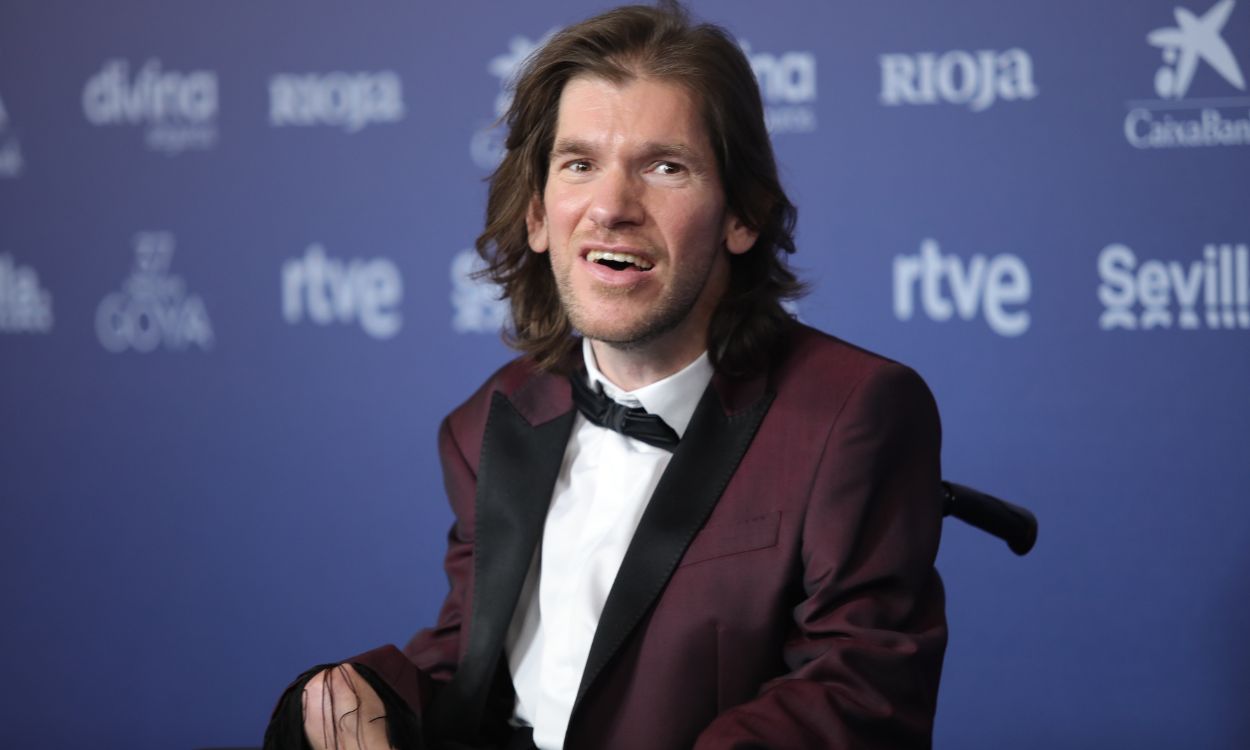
[302,664,394,750]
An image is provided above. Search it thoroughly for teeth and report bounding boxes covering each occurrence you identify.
[587,250,653,270]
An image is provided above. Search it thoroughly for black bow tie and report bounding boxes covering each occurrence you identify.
[569,373,680,451]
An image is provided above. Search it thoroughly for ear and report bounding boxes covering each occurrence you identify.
[526,195,549,253]
[723,213,757,256]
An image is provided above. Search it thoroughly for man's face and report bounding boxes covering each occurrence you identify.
[526,75,756,351]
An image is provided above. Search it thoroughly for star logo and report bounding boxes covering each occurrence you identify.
[1148,0,1247,99]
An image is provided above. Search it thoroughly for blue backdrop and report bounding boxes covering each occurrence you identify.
[2,1,1248,747]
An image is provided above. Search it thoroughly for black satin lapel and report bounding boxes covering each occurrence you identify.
[432,392,575,742]
[574,383,775,706]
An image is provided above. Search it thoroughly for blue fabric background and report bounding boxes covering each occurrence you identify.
[1,1,1247,747]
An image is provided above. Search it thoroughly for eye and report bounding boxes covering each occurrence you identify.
[564,159,592,173]
[654,161,685,176]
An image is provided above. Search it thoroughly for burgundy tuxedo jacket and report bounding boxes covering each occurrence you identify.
[353,324,947,749]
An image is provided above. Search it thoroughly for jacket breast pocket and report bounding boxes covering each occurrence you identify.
[678,511,781,568]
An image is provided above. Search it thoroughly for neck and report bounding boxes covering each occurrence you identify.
[589,333,706,392]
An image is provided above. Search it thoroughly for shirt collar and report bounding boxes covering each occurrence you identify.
[581,337,712,439]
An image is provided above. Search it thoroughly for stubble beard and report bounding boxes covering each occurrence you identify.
[555,257,713,352]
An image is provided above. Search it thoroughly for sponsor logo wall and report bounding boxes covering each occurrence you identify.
[1,3,1247,750]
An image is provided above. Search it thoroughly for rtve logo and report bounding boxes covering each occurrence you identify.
[282,244,403,339]
[879,48,1037,111]
[893,239,1032,337]
[1098,243,1249,330]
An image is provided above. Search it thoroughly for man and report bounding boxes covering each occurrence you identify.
[266,3,945,749]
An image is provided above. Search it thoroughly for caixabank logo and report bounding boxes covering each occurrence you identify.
[82,59,218,154]
[1124,0,1249,148]
[1098,242,1249,329]
[0,93,24,177]
[96,232,214,352]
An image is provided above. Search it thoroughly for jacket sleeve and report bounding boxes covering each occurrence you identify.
[693,362,947,750]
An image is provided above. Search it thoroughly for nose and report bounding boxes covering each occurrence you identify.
[588,167,644,230]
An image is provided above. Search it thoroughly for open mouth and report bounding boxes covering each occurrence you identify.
[586,250,654,272]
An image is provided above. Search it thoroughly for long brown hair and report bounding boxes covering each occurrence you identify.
[477,1,804,377]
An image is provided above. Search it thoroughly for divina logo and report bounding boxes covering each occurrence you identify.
[282,244,403,339]
[1124,0,1250,148]
[82,59,218,154]
[450,249,508,334]
[1098,243,1249,329]
[0,254,53,334]
[740,41,818,134]
[96,232,214,353]
[0,93,24,178]
[269,71,405,133]
[893,239,1032,337]
[879,48,1038,111]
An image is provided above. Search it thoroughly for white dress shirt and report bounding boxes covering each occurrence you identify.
[505,338,713,750]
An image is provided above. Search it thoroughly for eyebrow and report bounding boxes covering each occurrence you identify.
[550,138,705,165]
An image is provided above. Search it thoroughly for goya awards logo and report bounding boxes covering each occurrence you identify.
[269,71,405,133]
[893,238,1032,337]
[1125,0,1249,148]
[282,244,403,339]
[0,93,24,177]
[96,232,214,352]
[450,248,508,334]
[1098,242,1249,329]
[740,41,818,134]
[82,59,218,154]
[0,254,53,334]
[879,48,1038,111]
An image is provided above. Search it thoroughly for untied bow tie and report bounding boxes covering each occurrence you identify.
[568,373,680,451]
